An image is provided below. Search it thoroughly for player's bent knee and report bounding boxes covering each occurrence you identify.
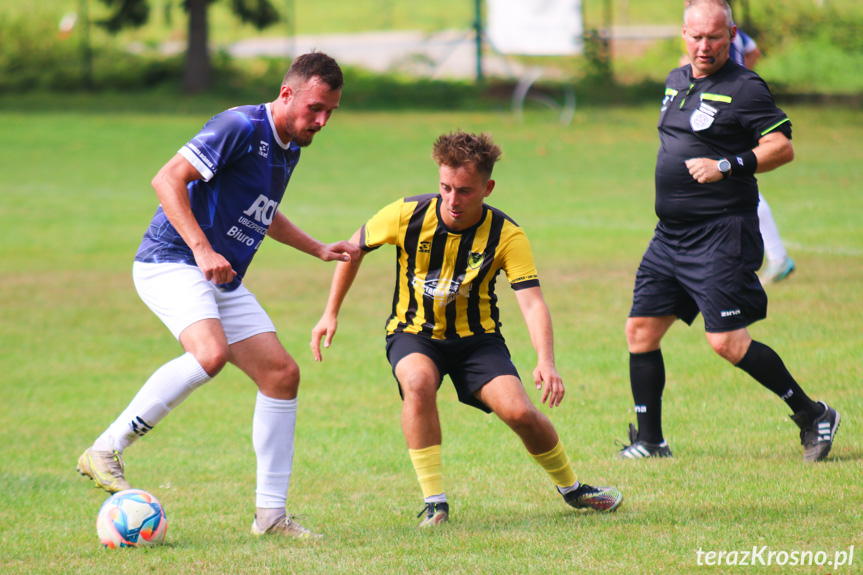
[399,381,438,413]
[625,319,650,351]
[397,369,438,395]
[401,384,437,407]
[254,355,300,397]
[274,359,301,392]
[626,317,668,353]
[499,402,540,431]
[708,339,744,364]
[705,331,750,364]
[194,347,229,377]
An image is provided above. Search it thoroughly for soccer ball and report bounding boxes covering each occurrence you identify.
[96,489,167,548]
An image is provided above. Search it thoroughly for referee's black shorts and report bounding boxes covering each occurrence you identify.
[385,332,520,413]
[629,214,767,333]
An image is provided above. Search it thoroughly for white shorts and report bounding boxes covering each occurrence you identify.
[133,262,276,345]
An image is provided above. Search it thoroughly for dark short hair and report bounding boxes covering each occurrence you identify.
[431,131,502,178]
[283,52,343,91]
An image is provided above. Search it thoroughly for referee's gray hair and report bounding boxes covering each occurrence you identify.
[684,0,733,28]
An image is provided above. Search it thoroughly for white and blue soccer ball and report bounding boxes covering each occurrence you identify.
[96,489,167,548]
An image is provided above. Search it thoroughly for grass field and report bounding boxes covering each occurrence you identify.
[1,95,861,574]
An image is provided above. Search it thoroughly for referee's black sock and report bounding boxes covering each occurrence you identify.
[629,349,666,444]
[735,340,821,419]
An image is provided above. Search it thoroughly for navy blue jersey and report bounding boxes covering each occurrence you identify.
[136,104,301,290]
[655,59,791,226]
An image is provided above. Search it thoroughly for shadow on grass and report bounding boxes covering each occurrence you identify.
[826,449,863,462]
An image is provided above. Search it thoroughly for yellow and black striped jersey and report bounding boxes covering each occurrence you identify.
[360,193,540,340]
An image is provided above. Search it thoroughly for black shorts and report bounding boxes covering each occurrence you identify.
[629,214,767,333]
[385,333,521,413]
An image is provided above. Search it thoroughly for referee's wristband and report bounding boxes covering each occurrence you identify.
[731,150,758,177]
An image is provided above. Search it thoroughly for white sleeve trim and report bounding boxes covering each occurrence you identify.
[178,145,214,182]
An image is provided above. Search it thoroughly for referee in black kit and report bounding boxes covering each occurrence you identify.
[617,0,839,462]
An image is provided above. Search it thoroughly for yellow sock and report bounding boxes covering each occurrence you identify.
[408,445,444,498]
[530,440,577,488]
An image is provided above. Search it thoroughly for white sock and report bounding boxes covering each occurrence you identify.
[557,481,581,495]
[94,353,211,452]
[255,507,286,529]
[757,193,788,262]
[424,493,447,504]
[253,392,297,510]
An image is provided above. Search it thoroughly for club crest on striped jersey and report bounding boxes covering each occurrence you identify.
[467,251,485,271]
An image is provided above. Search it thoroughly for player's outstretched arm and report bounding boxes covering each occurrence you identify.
[311,228,365,362]
[152,154,236,284]
[513,286,565,407]
[267,211,361,263]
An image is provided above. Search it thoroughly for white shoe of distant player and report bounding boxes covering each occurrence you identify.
[760,256,795,285]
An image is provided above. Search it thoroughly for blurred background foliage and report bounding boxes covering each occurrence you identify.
[0,0,861,103]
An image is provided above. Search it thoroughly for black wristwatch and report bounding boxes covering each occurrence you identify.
[717,158,732,179]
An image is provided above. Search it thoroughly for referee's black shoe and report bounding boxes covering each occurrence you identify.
[616,423,673,459]
[790,401,840,462]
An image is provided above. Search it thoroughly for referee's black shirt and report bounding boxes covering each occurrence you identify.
[655,59,792,226]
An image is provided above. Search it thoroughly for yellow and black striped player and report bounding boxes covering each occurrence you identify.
[360,191,538,340]
[311,131,623,527]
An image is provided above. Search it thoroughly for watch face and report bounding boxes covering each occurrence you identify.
[718,159,731,172]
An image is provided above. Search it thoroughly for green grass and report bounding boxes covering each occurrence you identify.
[1,95,861,574]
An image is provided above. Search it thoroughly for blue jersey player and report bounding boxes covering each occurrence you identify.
[77,52,360,539]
